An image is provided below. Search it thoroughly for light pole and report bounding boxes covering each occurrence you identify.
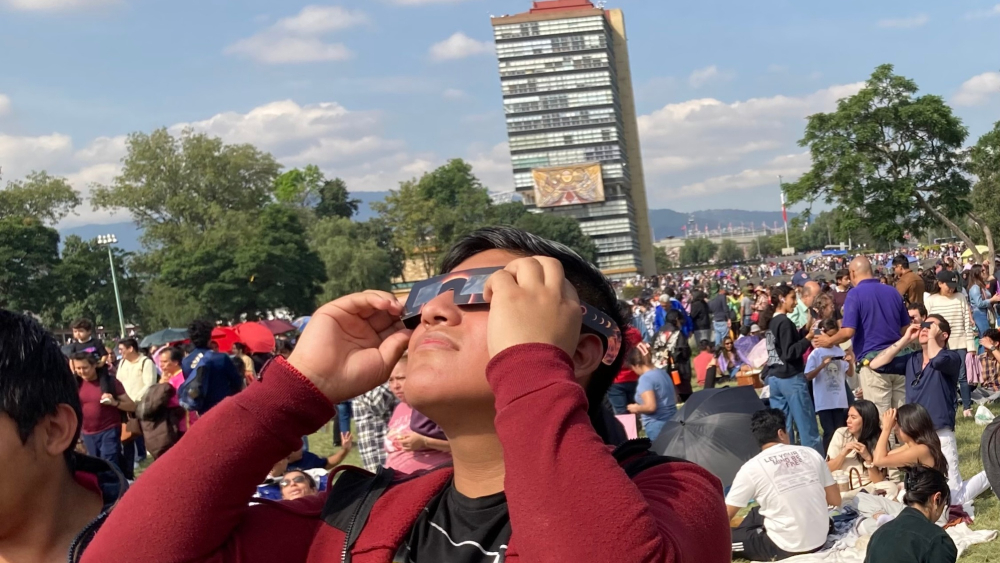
[97,234,127,338]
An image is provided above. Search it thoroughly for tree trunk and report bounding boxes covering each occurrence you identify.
[913,193,983,263]
[969,211,996,277]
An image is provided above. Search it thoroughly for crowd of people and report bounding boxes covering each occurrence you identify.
[3,225,1000,563]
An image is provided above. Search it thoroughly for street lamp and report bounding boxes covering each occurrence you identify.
[97,234,127,339]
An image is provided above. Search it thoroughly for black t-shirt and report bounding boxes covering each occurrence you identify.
[67,336,109,363]
[394,483,511,563]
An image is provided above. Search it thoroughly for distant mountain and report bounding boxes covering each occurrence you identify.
[650,209,798,240]
[59,203,791,252]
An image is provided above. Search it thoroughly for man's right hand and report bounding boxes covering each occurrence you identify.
[288,291,412,404]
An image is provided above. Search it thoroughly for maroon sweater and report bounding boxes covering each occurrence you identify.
[82,344,730,563]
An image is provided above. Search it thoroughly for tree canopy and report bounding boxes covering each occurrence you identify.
[679,238,717,265]
[785,64,980,257]
[0,171,81,225]
[716,239,745,264]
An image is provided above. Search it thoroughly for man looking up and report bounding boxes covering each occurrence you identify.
[893,254,925,306]
[815,256,909,418]
[83,227,730,563]
[728,409,840,561]
[0,310,127,563]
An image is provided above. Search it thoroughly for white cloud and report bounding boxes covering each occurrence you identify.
[674,153,811,198]
[0,0,119,11]
[467,142,514,193]
[965,4,1000,19]
[688,65,733,88]
[0,94,10,116]
[429,32,493,61]
[953,71,1000,106]
[443,88,467,100]
[225,5,366,65]
[638,82,864,205]
[877,14,929,28]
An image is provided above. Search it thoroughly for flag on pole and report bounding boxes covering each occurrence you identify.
[781,193,789,224]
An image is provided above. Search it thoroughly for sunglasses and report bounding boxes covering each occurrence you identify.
[279,475,310,488]
[920,321,934,329]
[402,267,623,366]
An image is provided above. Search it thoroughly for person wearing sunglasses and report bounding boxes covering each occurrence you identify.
[83,226,730,563]
[279,470,318,501]
[867,315,990,506]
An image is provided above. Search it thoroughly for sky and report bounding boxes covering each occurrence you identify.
[1,0,998,229]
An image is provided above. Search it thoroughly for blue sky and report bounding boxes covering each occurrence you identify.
[1,0,998,228]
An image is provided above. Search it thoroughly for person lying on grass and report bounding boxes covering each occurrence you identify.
[82,226,731,563]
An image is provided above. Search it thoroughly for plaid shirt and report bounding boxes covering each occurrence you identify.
[351,384,398,472]
[980,351,1000,393]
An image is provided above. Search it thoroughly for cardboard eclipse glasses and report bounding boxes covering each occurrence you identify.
[401,267,623,366]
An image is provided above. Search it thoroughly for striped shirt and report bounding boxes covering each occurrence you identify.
[925,293,976,351]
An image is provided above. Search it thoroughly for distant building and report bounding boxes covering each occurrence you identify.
[491,0,656,277]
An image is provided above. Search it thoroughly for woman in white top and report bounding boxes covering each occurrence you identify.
[925,270,976,417]
[827,399,886,487]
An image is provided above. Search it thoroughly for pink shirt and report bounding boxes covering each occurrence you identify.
[168,372,199,433]
[384,403,451,474]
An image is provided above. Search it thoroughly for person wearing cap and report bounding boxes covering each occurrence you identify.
[925,269,976,418]
[892,254,924,306]
[813,257,909,422]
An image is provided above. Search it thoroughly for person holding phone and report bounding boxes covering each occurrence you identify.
[805,319,856,452]
[70,353,136,472]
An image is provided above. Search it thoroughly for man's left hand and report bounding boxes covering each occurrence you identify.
[483,256,582,360]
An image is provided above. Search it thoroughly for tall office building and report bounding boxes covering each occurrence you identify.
[491,0,656,277]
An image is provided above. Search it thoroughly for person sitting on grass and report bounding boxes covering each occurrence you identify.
[626,345,676,442]
[82,226,731,563]
[728,409,840,561]
[279,470,319,501]
[863,465,957,563]
[826,399,885,486]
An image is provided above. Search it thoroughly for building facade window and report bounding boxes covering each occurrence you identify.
[498,53,610,77]
[501,71,612,95]
[504,90,616,114]
[493,16,606,40]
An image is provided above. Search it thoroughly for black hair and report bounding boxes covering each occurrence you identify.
[739,325,751,337]
[1,310,83,467]
[849,400,881,460]
[158,346,184,364]
[276,340,294,354]
[836,268,850,282]
[118,338,139,352]
[821,318,839,332]
[232,342,250,354]
[908,303,928,318]
[968,264,988,292]
[188,320,214,349]
[892,254,910,269]
[926,314,951,344]
[71,318,94,332]
[896,403,948,475]
[985,328,1000,342]
[902,465,951,509]
[699,340,714,353]
[769,285,795,309]
[439,226,627,442]
[69,352,97,365]
[922,269,939,296]
[664,309,683,331]
[751,408,786,447]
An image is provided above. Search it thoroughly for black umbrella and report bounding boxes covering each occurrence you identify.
[139,328,189,349]
[651,386,766,487]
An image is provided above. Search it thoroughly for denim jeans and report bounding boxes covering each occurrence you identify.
[642,418,667,443]
[82,426,123,472]
[712,321,729,347]
[974,311,991,353]
[955,349,971,411]
[607,381,638,415]
[767,373,823,455]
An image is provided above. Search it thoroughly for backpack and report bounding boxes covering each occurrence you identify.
[178,352,208,413]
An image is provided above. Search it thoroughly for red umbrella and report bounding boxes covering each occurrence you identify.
[258,319,297,335]
[235,323,276,355]
[211,327,239,354]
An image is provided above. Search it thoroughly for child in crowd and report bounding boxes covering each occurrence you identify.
[694,339,715,386]
[805,318,856,452]
[626,346,677,442]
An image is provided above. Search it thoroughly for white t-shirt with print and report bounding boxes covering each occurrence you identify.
[804,347,849,412]
[726,443,835,553]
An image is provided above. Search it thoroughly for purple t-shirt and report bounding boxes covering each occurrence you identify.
[842,278,909,359]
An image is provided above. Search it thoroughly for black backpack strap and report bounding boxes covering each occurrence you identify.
[613,438,690,479]
[321,466,395,558]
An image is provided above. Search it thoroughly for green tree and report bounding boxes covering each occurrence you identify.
[0,171,81,225]
[273,165,324,208]
[372,180,438,280]
[92,128,281,249]
[654,247,673,272]
[679,238,717,265]
[309,217,396,301]
[316,177,360,220]
[716,239,745,263]
[754,236,782,257]
[971,121,1000,273]
[50,235,142,330]
[785,64,982,260]
[0,217,60,314]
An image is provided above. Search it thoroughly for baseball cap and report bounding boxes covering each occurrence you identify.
[936,270,959,291]
[792,271,810,287]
